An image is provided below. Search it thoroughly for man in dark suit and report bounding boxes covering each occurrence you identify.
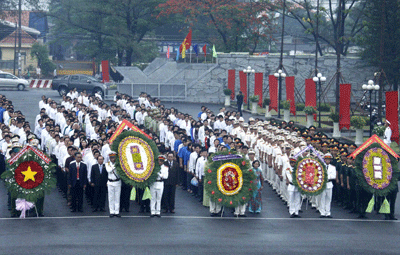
[162,152,180,213]
[68,152,87,212]
[90,156,108,212]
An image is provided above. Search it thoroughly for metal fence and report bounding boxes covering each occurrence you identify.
[116,83,187,102]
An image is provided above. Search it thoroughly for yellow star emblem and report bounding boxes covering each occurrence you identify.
[21,166,37,182]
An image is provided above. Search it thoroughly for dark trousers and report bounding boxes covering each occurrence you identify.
[187,172,193,191]
[93,185,107,209]
[86,185,94,205]
[36,196,44,215]
[238,103,243,116]
[386,189,398,218]
[71,181,84,210]
[137,188,150,212]
[357,188,372,217]
[180,167,187,190]
[120,182,131,211]
[162,184,176,211]
[198,180,204,201]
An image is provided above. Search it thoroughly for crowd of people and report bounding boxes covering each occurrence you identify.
[1,90,398,220]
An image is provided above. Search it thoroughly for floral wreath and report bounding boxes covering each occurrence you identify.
[111,130,160,189]
[1,150,56,202]
[293,157,327,196]
[354,143,400,196]
[204,151,257,207]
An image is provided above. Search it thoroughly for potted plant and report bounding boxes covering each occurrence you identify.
[249,95,259,114]
[296,103,305,111]
[329,111,341,138]
[318,103,331,112]
[264,98,271,118]
[304,106,317,128]
[351,116,367,145]
[223,88,232,106]
[282,100,291,122]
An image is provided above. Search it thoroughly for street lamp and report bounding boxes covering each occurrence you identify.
[313,73,327,128]
[362,80,380,137]
[243,66,255,110]
[274,69,286,118]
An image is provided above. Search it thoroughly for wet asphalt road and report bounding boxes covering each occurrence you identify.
[0,88,399,255]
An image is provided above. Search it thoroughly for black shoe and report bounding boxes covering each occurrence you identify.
[170,210,175,214]
[357,215,367,219]
[299,210,303,213]
[290,214,296,218]
[38,213,44,217]
[163,209,168,213]
[71,209,77,212]
[150,214,155,217]
[156,214,161,218]
[115,214,121,218]
[238,214,247,217]
[110,214,115,218]
[320,215,326,218]
[146,208,150,213]
[326,215,333,218]
[92,209,98,212]
[210,213,216,217]
[295,215,301,218]
[390,215,398,220]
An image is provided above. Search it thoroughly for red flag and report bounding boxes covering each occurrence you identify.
[101,60,110,83]
[166,46,170,59]
[305,79,317,121]
[286,76,296,116]
[228,70,235,100]
[269,75,278,112]
[202,44,207,57]
[386,91,399,144]
[339,84,351,130]
[239,71,247,104]
[255,73,263,107]
[179,28,192,53]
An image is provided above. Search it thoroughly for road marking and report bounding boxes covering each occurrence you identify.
[0,215,397,223]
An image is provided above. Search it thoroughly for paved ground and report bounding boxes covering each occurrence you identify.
[0,88,400,254]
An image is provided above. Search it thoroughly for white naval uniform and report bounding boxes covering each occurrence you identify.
[286,165,301,216]
[384,126,392,146]
[319,164,336,216]
[106,162,121,215]
[150,165,169,215]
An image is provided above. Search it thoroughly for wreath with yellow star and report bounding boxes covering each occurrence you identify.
[1,150,56,202]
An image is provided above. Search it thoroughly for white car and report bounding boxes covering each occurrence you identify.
[0,71,29,90]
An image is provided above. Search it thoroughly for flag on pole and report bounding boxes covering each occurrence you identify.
[179,28,192,53]
[193,44,199,57]
[166,46,170,59]
[212,45,217,58]
[176,47,180,61]
[202,44,207,57]
[181,40,187,59]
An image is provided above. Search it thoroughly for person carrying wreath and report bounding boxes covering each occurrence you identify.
[248,160,263,213]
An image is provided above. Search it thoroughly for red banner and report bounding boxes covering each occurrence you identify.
[269,75,278,112]
[305,79,317,121]
[386,91,399,144]
[339,84,351,130]
[255,73,263,107]
[101,60,110,83]
[286,76,296,116]
[228,70,236,100]
[239,71,247,104]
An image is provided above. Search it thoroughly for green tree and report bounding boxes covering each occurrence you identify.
[30,43,56,75]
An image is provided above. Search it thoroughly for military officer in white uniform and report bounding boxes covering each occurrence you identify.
[150,155,169,217]
[106,151,122,217]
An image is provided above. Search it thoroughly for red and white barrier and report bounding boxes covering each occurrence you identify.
[29,79,53,89]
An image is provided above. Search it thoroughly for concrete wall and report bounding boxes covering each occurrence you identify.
[117,54,374,104]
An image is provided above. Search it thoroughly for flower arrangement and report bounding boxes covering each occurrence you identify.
[223,88,232,96]
[293,157,327,196]
[249,95,259,102]
[304,106,317,115]
[351,116,367,129]
[282,100,291,110]
[329,111,340,122]
[373,125,385,136]
[263,97,270,107]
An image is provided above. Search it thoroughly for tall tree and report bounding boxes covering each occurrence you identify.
[157,0,276,53]
[358,0,400,119]
[282,0,366,112]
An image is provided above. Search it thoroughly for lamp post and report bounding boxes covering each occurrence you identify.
[243,66,255,110]
[312,73,326,128]
[362,80,380,137]
[274,69,286,118]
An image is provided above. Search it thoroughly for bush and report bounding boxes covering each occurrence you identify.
[373,125,385,136]
[223,88,232,96]
[30,43,56,75]
[249,95,259,102]
[329,111,340,122]
[296,103,305,111]
[282,100,291,110]
[318,103,331,112]
[263,98,270,107]
[304,106,317,115]
[351,116,367,129]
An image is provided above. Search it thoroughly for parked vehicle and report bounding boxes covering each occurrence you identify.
[52,74,106,97]
[0,71,29,91]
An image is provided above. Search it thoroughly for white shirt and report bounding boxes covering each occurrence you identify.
[188,151,198,174]
[195,156,207,180]
[384,127,392,145]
